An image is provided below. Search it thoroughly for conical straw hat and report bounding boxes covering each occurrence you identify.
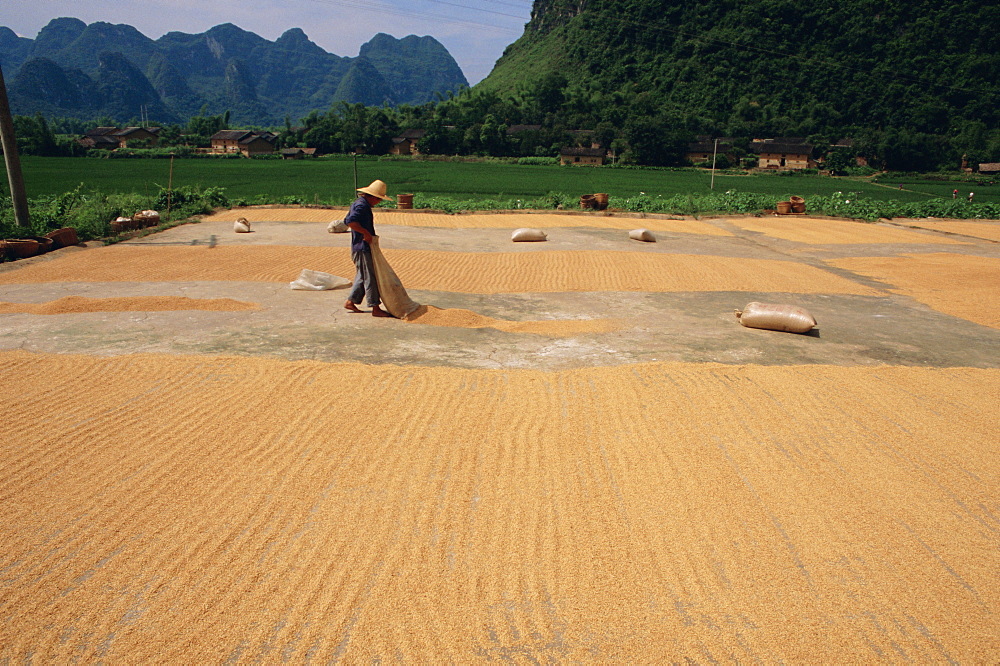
[357,179,393,201]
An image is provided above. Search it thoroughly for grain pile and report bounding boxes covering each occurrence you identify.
[404,304,619,336]
[830,252,1000,328]
[2,208,997,662]
[0,245,879,295]
[894,218,1000,243]
[724,216,969,245]
[1,350,997,662]
[0,295,260,314]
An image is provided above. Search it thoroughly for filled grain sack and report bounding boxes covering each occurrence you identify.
[735,302,817,333]
[327,219,348,233]
[629,228,656,242]
[233,218,251,233]
[289,269,351,291]
[370,236,420,318]
[512,228,547,242]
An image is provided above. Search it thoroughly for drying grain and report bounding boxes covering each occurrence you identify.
[0,295,260,314]
[0,245,879,295]
[725,216,969,245]
[1,350,997,662]
[830,252,1000,328]
[893,219,1000,243]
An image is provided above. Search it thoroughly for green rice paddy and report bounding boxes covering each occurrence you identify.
[6,156,998,206]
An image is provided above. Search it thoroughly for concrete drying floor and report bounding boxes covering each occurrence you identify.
[1,209,998,369]
[1,208,998,662]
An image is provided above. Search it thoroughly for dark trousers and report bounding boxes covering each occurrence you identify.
[348,250,380,307]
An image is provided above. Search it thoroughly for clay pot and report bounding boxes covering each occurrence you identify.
[776,201,792,214]
[397,193,414,210]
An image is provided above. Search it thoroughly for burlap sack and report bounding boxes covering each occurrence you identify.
[327,220,348,233]
[511,228,547,242]
[735,302,817,333]
[629,228,656,242]
[233,218,251,233]
[370,237,420,318]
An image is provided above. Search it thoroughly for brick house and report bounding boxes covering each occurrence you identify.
[114,127,160,147]
[389,129,427,155]
[686,137,735,165]
[559,147,606,166]
[210,130,276,156]
[79,126,160,149]
[751,139,816,170]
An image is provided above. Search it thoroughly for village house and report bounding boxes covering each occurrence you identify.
[559,147,606,166]
[114,127,160,148]
[79,126,161,150]
[685,137,735,165]
[979,163,1000,175]
[751,138,816,170]
[210,130,277,157]
[280,147,318,159]
[389,129,427,156]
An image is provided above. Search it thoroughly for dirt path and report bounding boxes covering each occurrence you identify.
[1,209,998,662]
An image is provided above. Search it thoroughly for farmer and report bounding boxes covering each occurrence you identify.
[344,179,393,317]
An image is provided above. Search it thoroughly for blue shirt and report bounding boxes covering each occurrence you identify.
[345,195,375,253]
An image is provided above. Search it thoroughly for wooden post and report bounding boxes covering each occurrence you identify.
[710,138,718,190]
[167,154,174,220]
[0,63,30,227]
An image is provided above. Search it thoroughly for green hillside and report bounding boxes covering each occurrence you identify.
[473,0,1000,162]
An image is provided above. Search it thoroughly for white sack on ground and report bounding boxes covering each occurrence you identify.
[511,228,547,242]
[735,302,817,333]
[629,228,657,242]
[370,237,420,318]
[289,269,351,291]
[327,220,348,233]
[234,218,251,233]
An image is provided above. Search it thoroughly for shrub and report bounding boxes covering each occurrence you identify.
[516,156,559,166]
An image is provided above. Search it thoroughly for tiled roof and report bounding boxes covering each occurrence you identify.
[211,130,253,141]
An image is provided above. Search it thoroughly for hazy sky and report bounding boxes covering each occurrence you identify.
[2,0,533,85]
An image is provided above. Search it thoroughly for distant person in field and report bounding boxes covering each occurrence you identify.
[344,179,393,317]
[953,189,959,199]
[968,192,975,202]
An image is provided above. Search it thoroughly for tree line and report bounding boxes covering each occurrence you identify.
[9,74,1000,172]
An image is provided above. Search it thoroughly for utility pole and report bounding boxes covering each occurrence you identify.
[710,138,719,191]
[167,154,174,220]
[0,63,30,227]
